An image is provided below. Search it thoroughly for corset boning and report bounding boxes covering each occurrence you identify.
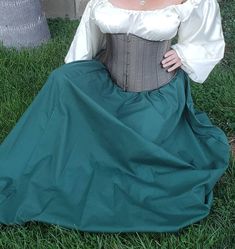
[94,33,177,92]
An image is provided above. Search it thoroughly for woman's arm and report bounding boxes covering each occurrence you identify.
[170,0,225,83]
[64,0,106,63]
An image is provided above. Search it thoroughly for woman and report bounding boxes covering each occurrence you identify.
[0,0,231,233]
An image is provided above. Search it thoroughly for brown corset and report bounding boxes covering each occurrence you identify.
[94,33,177,92]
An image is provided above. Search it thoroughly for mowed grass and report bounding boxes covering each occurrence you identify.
[0,0,234,248]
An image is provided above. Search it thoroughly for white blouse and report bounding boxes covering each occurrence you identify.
[64,0,225,83]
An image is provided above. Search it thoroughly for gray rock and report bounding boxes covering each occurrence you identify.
[42,0,89,19]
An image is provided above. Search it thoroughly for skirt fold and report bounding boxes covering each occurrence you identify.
[0,59,231,232]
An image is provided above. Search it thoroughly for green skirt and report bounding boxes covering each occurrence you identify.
[0,59,231,233]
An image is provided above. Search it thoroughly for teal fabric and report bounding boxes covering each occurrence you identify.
[0,59,231,233]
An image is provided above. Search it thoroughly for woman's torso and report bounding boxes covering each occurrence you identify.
[90,0,196,91]
[95,33,177,92]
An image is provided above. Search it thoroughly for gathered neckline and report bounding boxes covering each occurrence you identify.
[105,0,190,13]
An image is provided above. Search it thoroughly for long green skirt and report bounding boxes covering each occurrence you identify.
[0,59,231,233]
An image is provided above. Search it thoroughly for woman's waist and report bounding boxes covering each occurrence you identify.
[94,33,176,92]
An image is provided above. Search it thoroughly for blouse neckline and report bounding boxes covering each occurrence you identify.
[105,0,190,13]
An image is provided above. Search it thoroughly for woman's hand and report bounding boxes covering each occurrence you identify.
[161,49,182,72]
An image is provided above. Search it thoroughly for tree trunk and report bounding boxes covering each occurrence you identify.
[0,0,51,48]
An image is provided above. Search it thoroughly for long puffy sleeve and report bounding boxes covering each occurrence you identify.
[64,0,106,63]
[170,0,225,83]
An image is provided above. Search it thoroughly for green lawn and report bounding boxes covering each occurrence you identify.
[0,0,234,248]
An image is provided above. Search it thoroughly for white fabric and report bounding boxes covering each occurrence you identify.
[64,0,225,84]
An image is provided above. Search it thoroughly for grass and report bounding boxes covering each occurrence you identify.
[0,0,234,248]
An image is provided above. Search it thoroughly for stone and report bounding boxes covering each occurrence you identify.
[41,0,89,19]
